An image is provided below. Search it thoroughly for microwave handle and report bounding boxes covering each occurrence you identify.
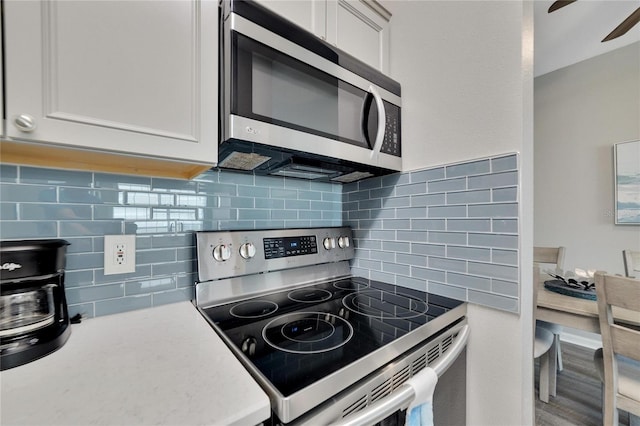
[368,86,386,159]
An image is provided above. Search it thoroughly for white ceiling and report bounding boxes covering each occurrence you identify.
[534,0,640,76]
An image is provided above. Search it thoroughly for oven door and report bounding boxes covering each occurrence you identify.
[296,323,469,426]
[222,8,402,172]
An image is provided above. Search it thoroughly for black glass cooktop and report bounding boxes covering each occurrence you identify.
[202,278,462,397]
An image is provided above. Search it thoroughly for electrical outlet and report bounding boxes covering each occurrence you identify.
[104,235,136,275]
[115,243,126,265]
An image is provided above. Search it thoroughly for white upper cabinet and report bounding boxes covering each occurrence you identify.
[327,0,390,74]
[254,0,327,40]
[3,0,218,177]
[0,15,4,140]
[255,0,390,73]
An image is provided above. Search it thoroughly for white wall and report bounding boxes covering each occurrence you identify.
[388,1,529,173]
[534,42,640,275]
[384,1,534,425]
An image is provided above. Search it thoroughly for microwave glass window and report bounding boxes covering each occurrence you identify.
[234,33,374,150]
[338,83,366,144]
[252,52,339,136]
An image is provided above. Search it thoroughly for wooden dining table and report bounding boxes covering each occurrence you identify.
[536,280,640,333]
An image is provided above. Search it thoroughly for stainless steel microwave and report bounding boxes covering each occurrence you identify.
[219,0,402,183]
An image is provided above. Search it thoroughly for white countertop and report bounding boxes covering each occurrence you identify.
[0,301,271,426]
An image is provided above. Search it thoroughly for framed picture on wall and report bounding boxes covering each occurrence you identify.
[614,140,640,225]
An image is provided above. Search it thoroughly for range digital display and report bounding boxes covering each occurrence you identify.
[263,235,317,259]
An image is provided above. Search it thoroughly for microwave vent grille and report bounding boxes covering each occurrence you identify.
[218,151,271,171]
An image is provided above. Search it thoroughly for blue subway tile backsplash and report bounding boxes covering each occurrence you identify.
[1,153,520,317]
[344,153,520,313]
[0,166,341,319]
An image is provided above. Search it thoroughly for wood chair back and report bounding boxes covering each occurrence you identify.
[534,247,566,270]
[622,249,640,278]
[594,273,640,425]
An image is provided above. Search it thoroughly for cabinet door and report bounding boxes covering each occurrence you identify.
[0,12,4,140]
[254,0,326,40]
[4,0,217,166]
[327,0,390,73]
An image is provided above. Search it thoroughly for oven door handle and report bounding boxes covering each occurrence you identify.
[432,323,469,377]
[332,324,469,426]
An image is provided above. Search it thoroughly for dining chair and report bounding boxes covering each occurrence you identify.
[534,265,557,403]
[622,249,640,278]
[593,273,640,426]
[534,246,566,372]
[534,247,566,271]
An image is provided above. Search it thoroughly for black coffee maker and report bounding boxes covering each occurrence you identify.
[0,239,72,370]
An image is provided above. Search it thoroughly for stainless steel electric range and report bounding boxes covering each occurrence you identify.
[194,227,468,425]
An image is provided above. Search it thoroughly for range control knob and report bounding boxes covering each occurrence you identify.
[338,236,350,249]
[323,237,335,250]
[239,242,256,259]
[241,336,257,356]
[212,244,231,262]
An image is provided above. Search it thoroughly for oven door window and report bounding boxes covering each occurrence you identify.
[232,32,378,150]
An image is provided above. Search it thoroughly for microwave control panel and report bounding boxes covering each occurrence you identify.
[380,101,401,157]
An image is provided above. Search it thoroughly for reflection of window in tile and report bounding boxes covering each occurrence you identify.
[124,192,160,205]
[180,221,203,232]
[137,277,174,290]
[173,209,196,220]
[204,195,220,208]
[112,207,151,220]
[60,188,102,203]
[159,194,175,206]
[134,221,172,234]
[118,183,151,191]
[152,209,168,220]
[151,181,198,194]
[152,208,196,221]
[176,194,207,207]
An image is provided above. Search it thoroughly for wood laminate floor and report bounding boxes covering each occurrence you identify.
[535,342,631,426]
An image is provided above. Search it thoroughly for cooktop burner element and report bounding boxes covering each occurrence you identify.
[287,288,332,303]
[342,289,429,319]
[333,279,369,291]
[262,312,353,354]
[229,300,278,318]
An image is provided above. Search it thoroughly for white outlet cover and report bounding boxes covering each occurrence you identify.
[104,234,136,275]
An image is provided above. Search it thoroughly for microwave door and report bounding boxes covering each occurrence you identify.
[231,32,373,152]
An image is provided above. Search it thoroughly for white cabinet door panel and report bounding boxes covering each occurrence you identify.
[254,0,326,39]
[0,14,3,140]
[254,0,389,73]
[328,0,390,73]
[51,2,195,139]
[4,0,217,164]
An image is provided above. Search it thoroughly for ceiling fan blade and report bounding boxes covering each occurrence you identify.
[548,0,577,13]
[602,7,640,42]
